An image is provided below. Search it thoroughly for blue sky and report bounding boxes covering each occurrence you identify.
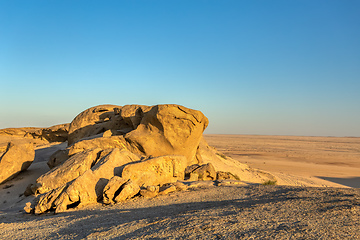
[1,0,359,136]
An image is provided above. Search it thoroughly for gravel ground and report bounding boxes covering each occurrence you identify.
[1,185,360,239]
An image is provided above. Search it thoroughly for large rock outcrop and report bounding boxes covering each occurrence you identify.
[0,142,35,184]
[25,104,272,214]
[67,104,208,165]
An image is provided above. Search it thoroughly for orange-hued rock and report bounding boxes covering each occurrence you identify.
[139,185,160,198]
[30,148,103,195]
[27,104,264,215]
[124,104,208,166]
[67,105,122,146]
[121,155,188,187]
[113,179,140,202]
[67,136,135,156]
[67,104,208,165]
[47,149,69,169]
[67,104,153,146]
[189,163,217,181]
[0,142,35,184]
[34,149,140,214]
[40,124,70,142]
[102,176,128,204]
[0,123,69,142]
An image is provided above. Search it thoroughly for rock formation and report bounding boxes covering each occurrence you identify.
[0,142,35,184]
[22,104,272,214]
[0,123,69,142]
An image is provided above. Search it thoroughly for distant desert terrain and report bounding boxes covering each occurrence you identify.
[204,134,360,188]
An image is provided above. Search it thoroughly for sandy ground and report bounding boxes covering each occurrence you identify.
[1,134,359,239]
[204,134,360,188]
[1,185,360,239]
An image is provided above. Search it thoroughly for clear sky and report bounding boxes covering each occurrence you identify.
[1,0,359,136]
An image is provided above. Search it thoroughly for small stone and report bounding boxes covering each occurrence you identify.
[159,185,177,195]
[24,202,33,214]
[172,181,188,191]
[102,130,113,137]
[140,185,159,198]
[114,180,140,202]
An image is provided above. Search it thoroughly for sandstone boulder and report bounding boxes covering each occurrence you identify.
[121,155,188,187]
[124,104,208,166]
[113,179,140,202]
[193,163,217,180]
[67,104,208,165]
[67,105,122,146]
[34,149,140,214]
[47,149,69,169]
[139,185,160,198]
[184,163,217,181]
[0,142,35,184]
[158,184,177,195]
[0,127,41,139]
[172,181,188,191]
[30,148,103,194]
[40,124,70,142]
[67,104,153,146]
[103,176,128,204]
[68,136,135,156]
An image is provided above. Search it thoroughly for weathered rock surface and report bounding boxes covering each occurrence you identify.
[30,148,102,195]
[192,163,217,180]
[139,185,160,198]
[23,104,273,215]
[113,179,140,202]
[68,136,134,156]
[40,124,70,142]
[34,149,140,214]
[0,142,35,184]
[185,163,217,180]
[0,124,69,142]
[121,155,188,187]
[123,104,208,165]
[159,184,177,195]
[103,176,128,204]
[216,171,239,180]
[47,149,69,169]
[67,105,122,146]
[68,104,208,165]
[67,104,154,146]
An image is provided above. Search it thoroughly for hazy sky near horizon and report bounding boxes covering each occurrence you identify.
[1,1,359,136]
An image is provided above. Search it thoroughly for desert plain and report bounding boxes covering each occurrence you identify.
[1,133,360,239]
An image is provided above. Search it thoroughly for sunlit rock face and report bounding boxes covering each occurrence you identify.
[0,142,35,184]
[26,103,270,215]
[28,104,211,214]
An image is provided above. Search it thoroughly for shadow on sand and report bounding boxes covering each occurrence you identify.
[316,176,360,188]
[3,185,360,239]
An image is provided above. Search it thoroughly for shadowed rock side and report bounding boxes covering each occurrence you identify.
[24,104,273,214]
[0,142,35,184]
